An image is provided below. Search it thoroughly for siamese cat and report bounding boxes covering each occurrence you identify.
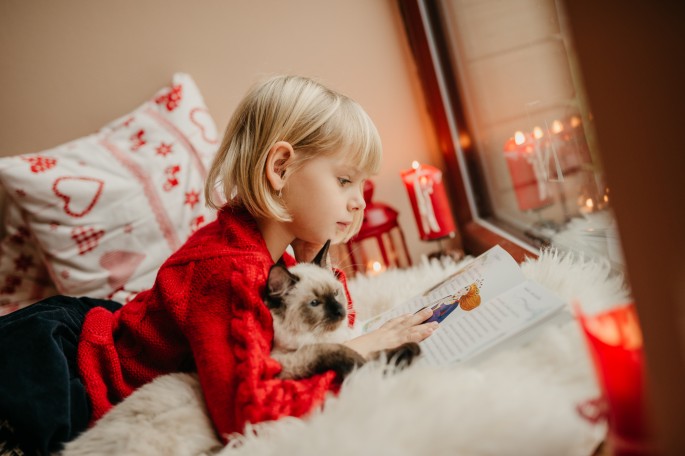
[265,240,421,381]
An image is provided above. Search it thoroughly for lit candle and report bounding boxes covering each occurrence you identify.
[400,162,456,241]
[503,130,552,211]
[579,196,595,215]
[549,119,575,174]
[503,131,526,153]
[532,126,544,141]
[366,260,386,276]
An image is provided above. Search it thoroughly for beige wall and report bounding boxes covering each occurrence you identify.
[0,0,452,264]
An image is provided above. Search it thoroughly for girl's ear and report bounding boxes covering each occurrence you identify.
[265,141,295,193]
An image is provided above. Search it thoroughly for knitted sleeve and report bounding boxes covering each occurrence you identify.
[333,267,356,327]
[160,255,340,443]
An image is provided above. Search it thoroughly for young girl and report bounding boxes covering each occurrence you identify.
[0,75,438,454]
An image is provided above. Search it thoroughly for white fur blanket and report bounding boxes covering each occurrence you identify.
[61,250,624,456]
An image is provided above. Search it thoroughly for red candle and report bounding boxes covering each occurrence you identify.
[400,162,456,241]
[503,130,553,211]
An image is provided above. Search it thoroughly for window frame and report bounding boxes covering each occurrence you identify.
[397,0,538,262]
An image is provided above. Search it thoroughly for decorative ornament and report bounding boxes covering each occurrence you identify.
[343,180,411,276]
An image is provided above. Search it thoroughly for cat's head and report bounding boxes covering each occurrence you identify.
[265,240,350,350]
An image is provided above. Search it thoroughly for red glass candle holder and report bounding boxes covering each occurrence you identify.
[575,302,655,455]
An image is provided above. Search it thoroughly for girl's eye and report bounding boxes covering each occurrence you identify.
[309,299,321,307]
[338,177,352,186]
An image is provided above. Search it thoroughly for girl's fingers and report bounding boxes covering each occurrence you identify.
[412,307,434,324]
[382,307,433,330]
[380,314,410,329]
[408,321,439,342]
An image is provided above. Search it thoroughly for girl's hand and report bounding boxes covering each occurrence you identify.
[344,307,438,359]
[290,238,327,264]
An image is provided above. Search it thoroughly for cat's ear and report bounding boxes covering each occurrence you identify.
[266,264,299,301]
[311,240,331,268]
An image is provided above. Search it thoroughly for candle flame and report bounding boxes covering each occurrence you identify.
[366,260,386,276]
[585,198,594,209]
[552,120,564,134]
[514,131,526,145]
[533,126,544,139]
[411,161,420,170]
[459,132,472,149]
[570,116,581,128]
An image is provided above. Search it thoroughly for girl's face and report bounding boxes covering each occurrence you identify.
[282,149,368,245]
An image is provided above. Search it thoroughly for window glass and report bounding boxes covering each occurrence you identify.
[436,0,624,270]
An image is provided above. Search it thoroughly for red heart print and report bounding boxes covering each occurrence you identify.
[155,84,183,112]
[52,176,104,218]
[100,250,146,290]
[163,164,181,191]
[190,107,218,144]
[21,155,57,173]
[71,226,105,255]
[130,129,147,151]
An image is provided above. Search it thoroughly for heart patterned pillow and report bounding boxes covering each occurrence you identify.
[0,73,219,304]
[0,197,59,316]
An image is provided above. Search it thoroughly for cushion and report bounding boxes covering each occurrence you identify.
[0,73,220,304]
[0,197,59,316]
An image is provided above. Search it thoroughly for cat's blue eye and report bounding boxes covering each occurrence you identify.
[309,299,321,307]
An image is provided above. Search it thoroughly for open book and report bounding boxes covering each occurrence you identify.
[360,245,571,366]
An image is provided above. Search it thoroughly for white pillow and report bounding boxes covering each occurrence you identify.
[0,198,59,316]
[0,73,219,303]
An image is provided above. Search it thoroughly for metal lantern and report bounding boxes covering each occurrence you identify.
[344,180,412,276]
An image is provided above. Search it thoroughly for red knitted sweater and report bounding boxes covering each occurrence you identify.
[77,205,356,441]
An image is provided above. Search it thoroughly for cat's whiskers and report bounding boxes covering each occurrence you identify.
[331,243,367,276]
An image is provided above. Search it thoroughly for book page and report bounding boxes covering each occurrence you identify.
[360,245,525,333]
[418,280,566,366]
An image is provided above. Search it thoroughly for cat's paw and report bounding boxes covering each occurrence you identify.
[312,345,366,380]
[385,342,421,368]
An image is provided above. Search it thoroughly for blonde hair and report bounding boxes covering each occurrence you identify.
[205,75,382,241]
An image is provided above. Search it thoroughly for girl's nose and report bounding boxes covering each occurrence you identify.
[349,190,366,212]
